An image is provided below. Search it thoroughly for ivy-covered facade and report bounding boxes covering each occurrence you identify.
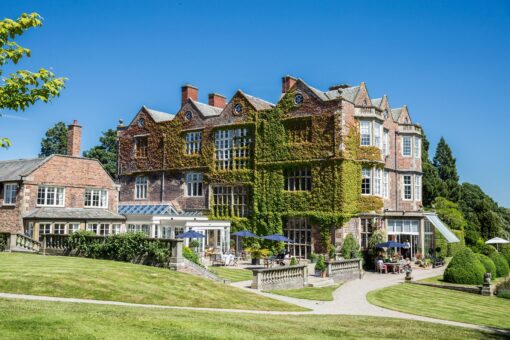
[116,76,459,258]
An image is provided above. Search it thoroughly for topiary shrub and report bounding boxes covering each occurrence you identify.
[443,248,485,285]
[315,255,326,274]
[489,252,510,278]
[290,256,298,266]
[476,253,497,279]
[479,244,498,257]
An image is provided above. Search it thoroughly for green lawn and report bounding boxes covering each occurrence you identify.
[267,284,342,301]
[0,253,305,311]
[367,283,510,330]
[0,299,502,340]
[209,267,253,282]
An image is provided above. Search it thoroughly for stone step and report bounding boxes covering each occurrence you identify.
[307,277,335,288]
[8,247,38,253]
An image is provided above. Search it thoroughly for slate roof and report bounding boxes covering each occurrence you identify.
[391,107,403,121]
[0,158,48,182]
[300,80,361,103]
[143,106,175,122]
[190,100,223,117]
[240,91,275,110]
[23,208,126,220]
[371,98,383,109]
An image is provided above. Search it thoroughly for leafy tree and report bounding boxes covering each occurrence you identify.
[432,197,467,231]
[83,129,117,177]
[433,137,460,201]
[39,121,67,157]
[1,13,66,148]
[421,131,445,207]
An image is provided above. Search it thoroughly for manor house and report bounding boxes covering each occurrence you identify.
[116,76,459,258]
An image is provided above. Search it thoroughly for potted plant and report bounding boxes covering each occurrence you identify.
[246,244,263,265]
[289,256,298,266]
[189,239,199,253]
[310,253,318,264]
[315,254,327,278]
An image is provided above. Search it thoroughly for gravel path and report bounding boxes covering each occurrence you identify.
[1,266,508,336]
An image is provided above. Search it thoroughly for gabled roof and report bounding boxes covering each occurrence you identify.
[118,204,202,216]
[190,100,223,118]
[238,91,274,111]
[142,106,175,123]
[0,158,48,182]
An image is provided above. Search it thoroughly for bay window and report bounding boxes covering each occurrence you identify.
[360,121,371,146]
[374,122,382,148]
[361,168,372,195]
[414,175,422,201]
[403,175,412,200]
[414,137,421,159]
[383,129,389,156]
[383,170,389,198]
[402,136,412,157]
[37,186,65,206]
[374,168,382,196]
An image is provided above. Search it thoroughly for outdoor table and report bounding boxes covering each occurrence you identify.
[385,262,400,273]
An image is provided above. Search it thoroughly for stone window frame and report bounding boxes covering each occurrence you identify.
[37,186,65,207]
[185,172,203,197]
[134,176,148,200]
[402,175,413,200]
[373,168,382,196]
[284,167,312,192]
[3,182,17,206]
[382,170,389,198]
[360,120,372,146]
[127,223,151,237]
[53,223,66,235]
[84,188,108,208]
[38,222,52,241]
[383,129,389,156]
[68,223,81,234]
[361,168,372,195]
[185,130,202,155]
[414,136,421,159]
[402,135,412,157]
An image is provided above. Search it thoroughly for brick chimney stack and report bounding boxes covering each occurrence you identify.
[181,84,198,106]
[282,75,297,93]
[67,120,82,157]
[208,93,227,108]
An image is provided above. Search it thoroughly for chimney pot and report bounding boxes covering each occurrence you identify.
[282,75,297,93]
[208,93,227,109]
[181,84,198,106]
[67,120,82,157]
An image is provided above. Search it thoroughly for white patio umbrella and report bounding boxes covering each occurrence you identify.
[485,237,509,250]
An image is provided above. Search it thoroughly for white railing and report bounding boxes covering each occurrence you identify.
[250,265,308,290]
[355,107,384,119]
[398,124,421,134]
[326,258,363,282]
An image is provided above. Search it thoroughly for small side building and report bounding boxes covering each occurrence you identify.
[0,121,125,240]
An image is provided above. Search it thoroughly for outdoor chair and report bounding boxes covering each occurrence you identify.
[376,261,388,274]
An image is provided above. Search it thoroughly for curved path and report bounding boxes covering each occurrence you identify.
[1,267,508,336]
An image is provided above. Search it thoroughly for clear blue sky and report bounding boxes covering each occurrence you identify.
[1,0,509,206]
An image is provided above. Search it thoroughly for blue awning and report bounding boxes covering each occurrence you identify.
[424,213,460,243]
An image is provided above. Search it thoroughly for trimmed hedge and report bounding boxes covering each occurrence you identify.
[443,248,485,285]
[476,253,497,279]
[489,252,510,278]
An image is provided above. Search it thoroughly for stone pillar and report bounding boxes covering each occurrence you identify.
[419,218,425,256]
[8,233,17,251]
[481,273,492,296]
[168,239,184,270]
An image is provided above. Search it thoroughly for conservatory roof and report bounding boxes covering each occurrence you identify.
[424,213,460,243]
[118,204,202,216]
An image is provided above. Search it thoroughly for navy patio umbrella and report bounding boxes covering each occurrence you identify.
[176,230,205,239]
[232,230,259,255]
[232,230,259,238]
[375,241,405,248]
[261,234,294,243]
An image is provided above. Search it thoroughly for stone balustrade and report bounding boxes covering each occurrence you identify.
[326,258,363,282]
[250,265,308,290]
